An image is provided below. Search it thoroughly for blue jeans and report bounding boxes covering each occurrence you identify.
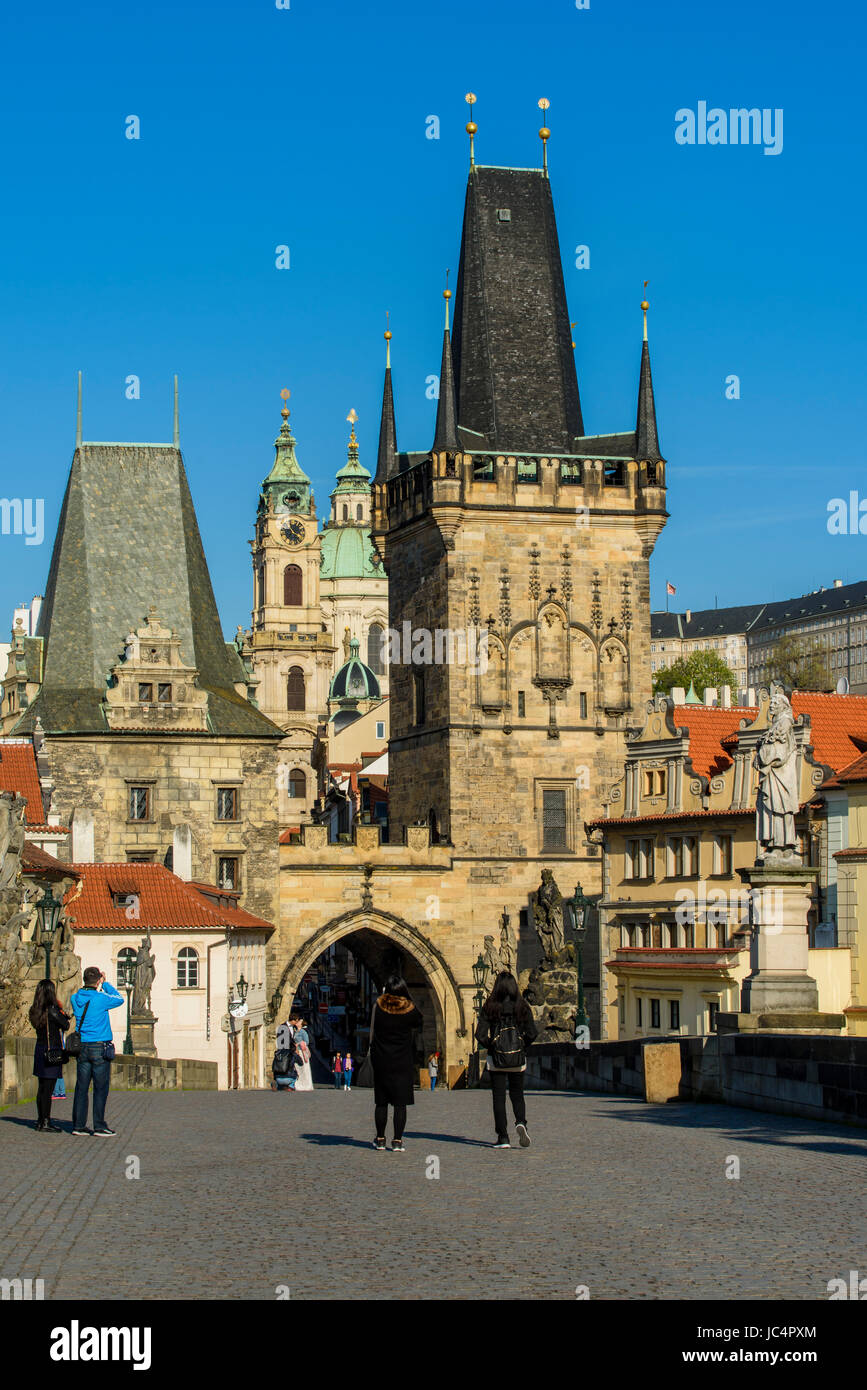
[72,1044,112,1131]
[344,1073,352,1089]
[430,1076,437,1090]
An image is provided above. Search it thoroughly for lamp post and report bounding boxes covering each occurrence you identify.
[469,952,490,1086]
[35,885,62,979]
[571,883,590,1036]
[120,958,135,1056]
[236,974,248,1004]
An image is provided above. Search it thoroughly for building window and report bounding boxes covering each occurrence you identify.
[356,504,363,520]
[713,834,733,876]
[177,947,199,989]
[541,789,568,852]
[667,922,679,948]
[288,770,306,799]
[643,768,667,798]
[626,837,654,881]
[216,787,239,821]
[636,996,643,1026]
[129,786,150,821]
[579,691,587,719]
[157,683,172,703]
[650,998,661,1029]
[708,1002,719,1033]
[517,691,526,718]
[367,623,385,675]
[669,1000,680,1030]
[640,922,651,947]
[342,504,349,521]
[126,852,154,863]
[413,671,425,726]
[667,834,696,877]
[138,683,153,703]
[217,857,239,890]
[283,564,303,606]
[116,947,136,987]
[622,923,636,947]
[287,666,305,711]
[375,721,385,740]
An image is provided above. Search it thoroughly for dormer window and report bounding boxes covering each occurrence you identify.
[138,683,153,703]
[643,768,667,798]
[158,683,172,703]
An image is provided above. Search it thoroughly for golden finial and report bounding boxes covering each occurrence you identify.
[384,311,392,368]
[641,281,649,341]
[280,386,291,420]
[465,93,478,168]
[346,407,359,444]
[443,269,452,331]
[538,98,551,175]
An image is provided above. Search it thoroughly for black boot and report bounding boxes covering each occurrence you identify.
[45,1121,62,1133]
[34,1119,47,1131]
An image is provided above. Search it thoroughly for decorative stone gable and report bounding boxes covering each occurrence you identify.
[103,608,209,731]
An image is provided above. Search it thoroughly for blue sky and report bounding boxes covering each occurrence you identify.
[0,0,864,636]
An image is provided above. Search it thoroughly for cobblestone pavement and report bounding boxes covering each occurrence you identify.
[1,1087,865,1300]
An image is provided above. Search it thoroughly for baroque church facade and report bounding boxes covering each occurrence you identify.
[243,400,388,827]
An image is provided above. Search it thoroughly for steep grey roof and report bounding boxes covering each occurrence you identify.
[635,340,662,462]
[452,166,584,452]
[14,443,282,738]
[753,580,867,631]
[374,365,397,483]
[652,605,766,641]
[432,329,459,453]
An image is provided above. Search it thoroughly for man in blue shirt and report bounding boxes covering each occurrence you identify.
[69,966,125,1136]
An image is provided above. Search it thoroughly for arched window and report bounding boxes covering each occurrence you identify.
[367,623,385,675]
[356,503,363,520]
[177,947,199,989]
[116,947,136,988]
[283,564,302,607]
[342,504,349,521]
[287,667,305,711]
[288,769,306,799]
[257,564,265,609]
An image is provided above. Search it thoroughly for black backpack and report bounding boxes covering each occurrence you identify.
[272,1045,296,1077]
[489,1005,526,1070]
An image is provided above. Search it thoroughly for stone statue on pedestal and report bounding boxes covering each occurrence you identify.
[754,690,800,862]
[532,869,565,962]
[483,934,500,983]
[498,908,515,974]
[132,931,156,1015]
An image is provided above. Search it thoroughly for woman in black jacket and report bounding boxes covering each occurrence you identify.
[28,979,70,1133]
[370,975,423,1152]
[475,971,538,1149]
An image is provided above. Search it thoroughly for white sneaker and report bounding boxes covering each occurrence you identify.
[516,1123,531,1148]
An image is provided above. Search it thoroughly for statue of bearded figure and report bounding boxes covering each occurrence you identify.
[754,691,800,858]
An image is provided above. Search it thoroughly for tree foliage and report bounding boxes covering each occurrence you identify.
[653,651,737,700]
[765,635,833,692]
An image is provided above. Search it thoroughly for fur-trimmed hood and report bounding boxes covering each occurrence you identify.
[377,993,415,1015]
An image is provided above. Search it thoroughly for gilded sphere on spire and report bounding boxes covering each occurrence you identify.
[384,329,392,340]
[539,127,551,140]
[466,121,478,135]
[443,288,452,300]
[641,300,649,311]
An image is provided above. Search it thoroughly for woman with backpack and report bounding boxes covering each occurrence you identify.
[475,971,538,1149]
[28,979,70,1133]
[370,975,423,1152]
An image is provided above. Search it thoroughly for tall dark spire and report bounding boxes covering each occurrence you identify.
[432,286,459,453]
[635,298,662,462]
[452,166,583,452]
[374,327,397,482]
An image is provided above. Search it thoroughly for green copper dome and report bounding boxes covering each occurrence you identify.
[329,639,381,704]
[259,406,313,516]
[320,525,380,580]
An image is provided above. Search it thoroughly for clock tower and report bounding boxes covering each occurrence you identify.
[248,391,336,825]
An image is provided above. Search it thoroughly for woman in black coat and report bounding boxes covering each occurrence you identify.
[370,975,423,1152]
[475,971,538,1149]
[29,978,70,1133]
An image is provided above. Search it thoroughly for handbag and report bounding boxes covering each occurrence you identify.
[44,1013,68,1068]
[354,1003,377,1088]
[65,999,90,1058]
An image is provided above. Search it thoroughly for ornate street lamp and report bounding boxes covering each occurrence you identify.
[236,974,248,1004]
[571,883,590,1035]
[35,885,62,979]
[120,957,135,1056]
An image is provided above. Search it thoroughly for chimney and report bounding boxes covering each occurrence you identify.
[704,686,718,706]
[834,579,843,588]
[671,686,686,705]
[685,609,692,623]
[720,685,732,708]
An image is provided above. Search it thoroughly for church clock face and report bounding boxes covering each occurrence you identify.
[281,518,306,546]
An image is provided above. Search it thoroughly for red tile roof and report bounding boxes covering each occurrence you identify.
[63,862,274,933]
[587,807,753,830]
[719,693,867,772]
[672,706,757,778]
[20,842,80,878]
[0,742,45,824]
[278,828,302,843]
[825,750,867,785]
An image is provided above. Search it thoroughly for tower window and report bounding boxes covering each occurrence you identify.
[367,623,385,675]
[517,691,526,718]
[287,666,305,712]
[128,786,151,821]
[580,691,587,720]
[288,769,306,799]
[413,671,425,727]
[283,564,302,606]
[541,789,567,852]
[356,503,363,520]
[216,787,239,821]
[217,857,239,891]
[342,504,349,521]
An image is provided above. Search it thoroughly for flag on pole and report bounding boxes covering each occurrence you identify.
[666,582,676,595]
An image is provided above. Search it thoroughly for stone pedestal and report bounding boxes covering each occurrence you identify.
[130,1011,158,1056]
[725,860,844,1034]
[523,947,578,1042]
